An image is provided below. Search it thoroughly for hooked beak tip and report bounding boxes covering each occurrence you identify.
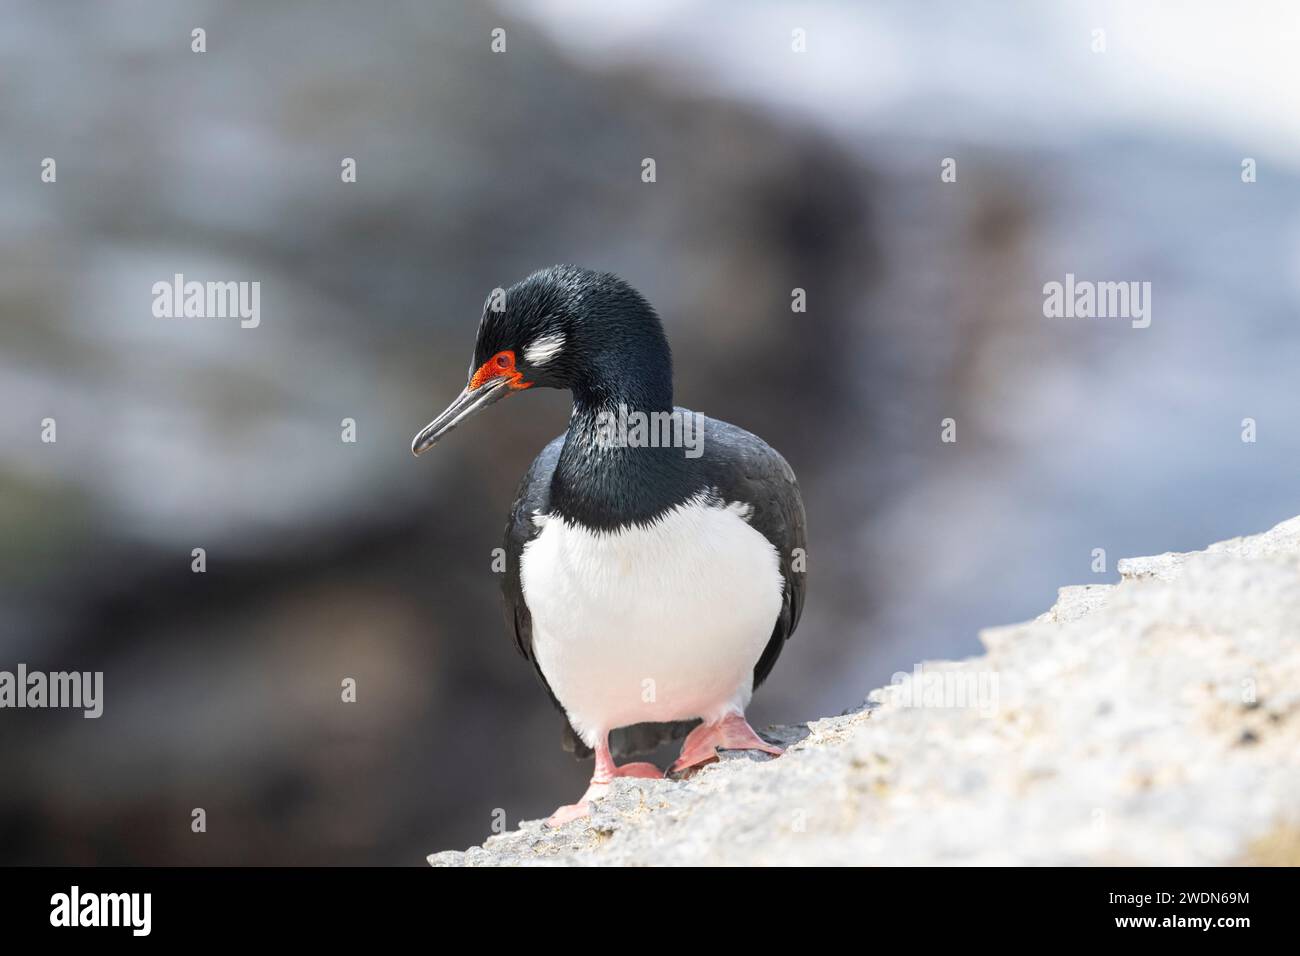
[410,378,509,460]
[410,424,443,457]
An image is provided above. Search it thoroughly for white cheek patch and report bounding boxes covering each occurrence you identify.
[524,332,565,366]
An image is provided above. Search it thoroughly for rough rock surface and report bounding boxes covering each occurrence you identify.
[429,517,1300,866]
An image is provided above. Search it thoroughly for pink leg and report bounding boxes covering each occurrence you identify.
[669,712,783,776]
[545,736,663,827]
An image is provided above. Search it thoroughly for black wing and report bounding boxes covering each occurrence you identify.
[698,414,808,691]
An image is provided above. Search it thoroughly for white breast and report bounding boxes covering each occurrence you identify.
[520,493,784,748]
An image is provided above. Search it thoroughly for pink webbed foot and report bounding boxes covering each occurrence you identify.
[546,798,598,828]
[669,713,784,776]
[606,761,663,779]
[544,747,663,827]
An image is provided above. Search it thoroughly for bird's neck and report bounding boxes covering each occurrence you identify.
[551,374,701,530]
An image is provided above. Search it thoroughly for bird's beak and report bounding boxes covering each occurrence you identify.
[410,378,510,456]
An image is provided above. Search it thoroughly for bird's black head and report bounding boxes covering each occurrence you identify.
[412,265,673,455]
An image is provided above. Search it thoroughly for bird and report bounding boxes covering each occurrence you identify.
[411,265,807,826]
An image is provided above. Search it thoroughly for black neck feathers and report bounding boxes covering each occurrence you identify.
[549,285,699,529]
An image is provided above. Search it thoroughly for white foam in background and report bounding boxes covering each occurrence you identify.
[509,0,1300,164]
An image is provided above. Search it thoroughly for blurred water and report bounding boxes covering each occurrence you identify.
[515,0,1300,161]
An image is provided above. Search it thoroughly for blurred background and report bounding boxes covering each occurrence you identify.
[2,0,1299,864]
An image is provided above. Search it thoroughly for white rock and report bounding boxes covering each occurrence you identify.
[430,515,1300,866]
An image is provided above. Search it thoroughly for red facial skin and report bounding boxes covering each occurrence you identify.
[469,350,532,392]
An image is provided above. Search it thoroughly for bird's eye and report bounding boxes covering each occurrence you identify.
[495,353,511,369]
